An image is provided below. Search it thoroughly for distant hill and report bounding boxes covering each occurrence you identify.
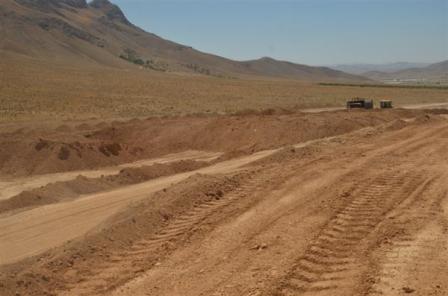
[362,61,448,84]
[0,0,369,82]
[241,57,366,81]
[330,62,430,75]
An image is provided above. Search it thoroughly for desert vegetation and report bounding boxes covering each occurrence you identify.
[1,56,448,122]
[119,49,166,71]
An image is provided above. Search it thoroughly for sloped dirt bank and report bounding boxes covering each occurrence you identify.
[0,160,207,214]
[0,109,430,177]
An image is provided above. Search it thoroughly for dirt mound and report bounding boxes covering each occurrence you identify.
[384,119,408,131]
[75,123,92,131]
[0,160,207,214]
[0,109,430,177]
[0,136,141,176]
[251,145,322,167]
[232,107,294,116]
[87,110,426,157]
[212,149,253,163]
[0,172,246,296]
[118,160,206,182]
[54,124,72,132]
[414,113,446,124]
[1,117,448,296]
[423,108,448,115]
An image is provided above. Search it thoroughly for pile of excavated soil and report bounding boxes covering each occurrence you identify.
[0,136,140,177]
[91,109,423,155]
[2,116,448,296]
[250,145,323,167]
[0,172,246,296]
[0,160,207,213]
[414,113,446,124]
[0,109,428,177]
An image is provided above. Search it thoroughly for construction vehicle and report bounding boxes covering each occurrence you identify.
[346,98,374,109]
[380,100,393,108]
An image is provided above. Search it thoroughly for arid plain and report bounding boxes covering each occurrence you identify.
[1,0,448,295]
[1,54,448,122]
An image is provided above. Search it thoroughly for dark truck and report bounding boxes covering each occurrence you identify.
[346,98,374,109]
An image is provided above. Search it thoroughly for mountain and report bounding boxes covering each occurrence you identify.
[0,0,369,82]
[362,61,448,84]
[330,62,431,75]
[241,57,368,81]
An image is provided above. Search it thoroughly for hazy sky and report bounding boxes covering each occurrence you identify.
[113,0,448,65]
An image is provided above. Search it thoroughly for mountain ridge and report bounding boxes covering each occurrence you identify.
[0,0,370,82]
[362,60,448,84]
[330,62,432,75]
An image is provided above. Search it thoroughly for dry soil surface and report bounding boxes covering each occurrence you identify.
[0,110,447,296]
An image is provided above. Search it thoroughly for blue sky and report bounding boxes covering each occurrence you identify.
[112,0,448,66]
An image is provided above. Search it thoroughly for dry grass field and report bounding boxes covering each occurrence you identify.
[2,55,448,122]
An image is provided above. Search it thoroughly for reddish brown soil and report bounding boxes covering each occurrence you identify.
[0,110,447,296]
[0,109,426,177]
[0,160,207,214]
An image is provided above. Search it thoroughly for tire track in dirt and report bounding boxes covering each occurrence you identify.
[365,174,448,296]
[58,173,272,296]
[0,149,275,265]
[272,170,427,296]
[368,229,448,296]
[357,122,448,296]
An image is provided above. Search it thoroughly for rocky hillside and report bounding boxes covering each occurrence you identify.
[0,0,369,82]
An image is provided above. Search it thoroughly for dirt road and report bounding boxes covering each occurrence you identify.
[301,101,448,113]
[1,113,447,296]
[0,150,221,201]
[401,102,448,109]
[0,149,275,265]
[104,118,448,296]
